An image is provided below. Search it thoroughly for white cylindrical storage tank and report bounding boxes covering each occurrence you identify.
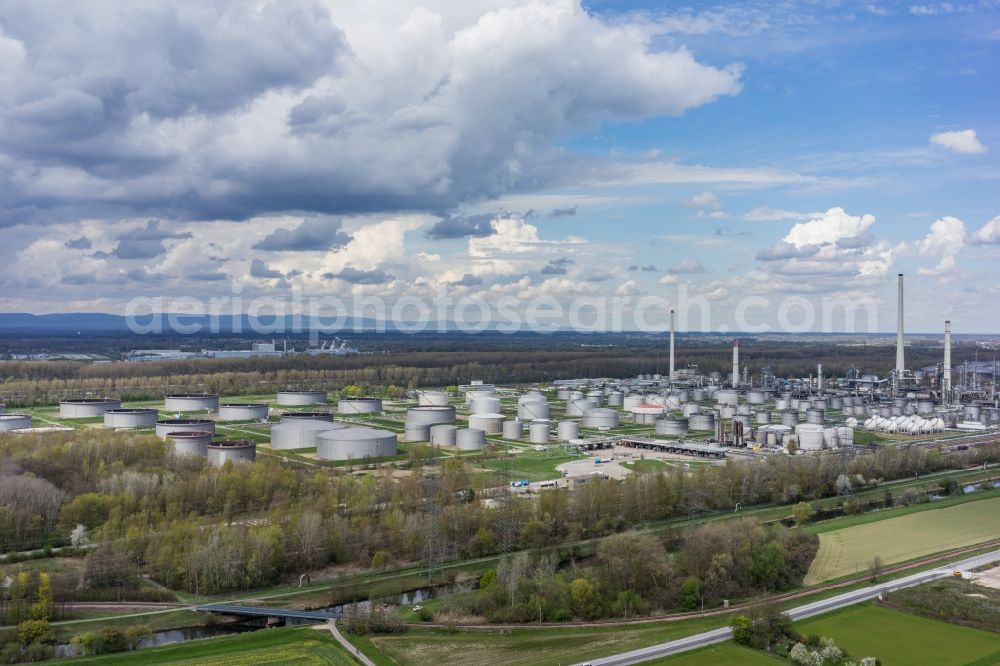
[656,418,688,436]
[719,405,736,419]
[736,404,752,416]
[207,439,256,466]
[775,398,790,411]
[168,431,213,457]
[691,388,706,401]
[103,408,158,429]
[456,428,486,451]
[406,406,455,426]
[218,403,269,421]
[404,425,430,442]
[281,411,333,422]
[568,390,585,401]
[683,404,700,417]
[795,424,825,450]
[556,389,571,400]
[468,413,504,434]
[630,404,665,424]
[502,420,524,439]
[812,397,828,410]
[316,427,398,461]
[529,421,550,444]
[805,408,825,425]
[430,424,458,447]
[470,396,502,414]
[823,427,839,449]
[689,413,715,431]
[567,398,598,416]
[622,395,644,412]
[557,420,580,441]
[747,391,766,405]
[164,394,218,413]
[755,411,771,425]
[586,390,604,406]
[829,397,844,410]
[606,391,624,407]
[60,399,122,418]
[518,401,550,420]
[716,390,738,406]
[417,391,451,406]
[965,404,982,422]
[155,419,215,439]
[276,391,327,406]
[270,419,346,450]
[465,390,495,405]
[0,414,31,431]
[836,426,854,447]
[583,408,619,429]
[675,390,689,403]
[336,397,383,414]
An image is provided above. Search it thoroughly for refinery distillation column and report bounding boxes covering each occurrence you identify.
[896,273,905,375]
[943,320,952,402]
[669,309,675,383]
[732,339,739,389]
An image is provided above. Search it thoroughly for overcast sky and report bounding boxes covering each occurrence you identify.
[1,0,998,332]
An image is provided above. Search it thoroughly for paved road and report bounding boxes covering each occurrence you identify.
[578,549,1000,666]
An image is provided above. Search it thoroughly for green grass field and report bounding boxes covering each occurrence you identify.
[59,625,357,665]
[804,495,1000,584]
[368,616,727,666]
[478,450,581,481]
[796,604,1000,666]
[646,642,783,664]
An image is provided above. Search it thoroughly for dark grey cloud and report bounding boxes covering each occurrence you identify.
[586,270,613,282]
[252,217,351,252]
[451,273,482,287]
[640,264,658,272]
[549,206,577,217]
[61,272,96,285]
[541,258,574,275]
[64,235,91,250]
[190,271,228,282]
[714,227,750,237]
[628,265,639,271]
[250,258,283,278]
[426,213,495,240]
[126,268,165,283]
[0,1,742,232]
[110,220,191,260]
[323,267,394,284]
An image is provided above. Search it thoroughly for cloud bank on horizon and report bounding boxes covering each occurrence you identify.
[0,0,998,331]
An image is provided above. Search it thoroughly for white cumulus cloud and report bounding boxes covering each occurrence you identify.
[930,129,987,154]
[783,208,876,249]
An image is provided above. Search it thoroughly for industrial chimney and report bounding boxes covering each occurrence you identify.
[669,309,675,382]
[732,339,739,389]
[817,363,823,394]
[896,273,905,374]
[943,320,952,400]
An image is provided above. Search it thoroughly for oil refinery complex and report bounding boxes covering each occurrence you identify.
[1,275,997,483]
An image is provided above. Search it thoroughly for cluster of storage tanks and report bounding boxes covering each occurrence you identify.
[863,414,945,434]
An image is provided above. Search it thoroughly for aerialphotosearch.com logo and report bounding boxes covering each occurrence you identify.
[124,284,880,342]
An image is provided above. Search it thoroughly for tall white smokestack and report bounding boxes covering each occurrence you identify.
[817,363,823,394]
[732,339,739,388]
[669,309,675,382]
[943,320,951,399]
[896,273,905,374]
